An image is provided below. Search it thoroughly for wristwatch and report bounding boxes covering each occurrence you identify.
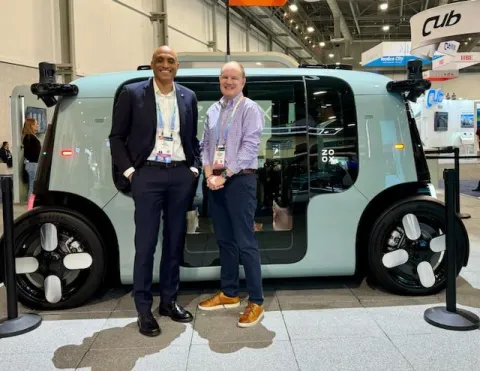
[221,170,230,180]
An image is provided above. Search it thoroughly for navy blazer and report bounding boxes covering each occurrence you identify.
[109,78,200,192]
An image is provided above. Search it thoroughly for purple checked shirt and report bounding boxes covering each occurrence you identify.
[201,93,264,174]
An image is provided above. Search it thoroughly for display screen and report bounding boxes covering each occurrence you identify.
[434,111,448,132]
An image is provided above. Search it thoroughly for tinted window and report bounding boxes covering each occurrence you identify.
[177,75,308,266]
[305,76,359,195]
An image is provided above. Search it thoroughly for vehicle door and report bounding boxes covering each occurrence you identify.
[177,75,310,267]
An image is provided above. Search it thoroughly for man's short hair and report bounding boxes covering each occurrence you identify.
[220,61,245,78]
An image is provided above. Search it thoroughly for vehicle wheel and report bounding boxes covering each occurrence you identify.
[7,209,106,310]
[368,198,467,296]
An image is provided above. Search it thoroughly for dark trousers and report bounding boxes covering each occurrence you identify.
[131,163,196,313]
[209,173,264,305]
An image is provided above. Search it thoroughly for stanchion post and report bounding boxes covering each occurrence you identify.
[0,176,42,338]
[453,147,471,219]
[2,176,19,320]
[445,168,457,313]
[424,169,480,331]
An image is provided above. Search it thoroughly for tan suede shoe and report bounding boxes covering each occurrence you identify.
[238,302,264,328]
[198,291,240,311]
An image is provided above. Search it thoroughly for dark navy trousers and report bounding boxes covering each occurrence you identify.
[131,162,196,313]
[209,173,264,305]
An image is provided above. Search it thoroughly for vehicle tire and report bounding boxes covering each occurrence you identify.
[6,209,107,310]
[368,197,468,296]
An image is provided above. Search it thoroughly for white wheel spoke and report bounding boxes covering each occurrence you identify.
[63,253,93,270]
[15,257,39,274]
[417,261,436,288]
[402,214,421,240]
[44,275,62,303]
[382,249,409,268]
[430,235,446,253]
[40,223,58,252]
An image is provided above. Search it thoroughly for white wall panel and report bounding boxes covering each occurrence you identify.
[166,0,268,54]
[431,74,480,100]
[273,42,284,53]
[0,0,60,67]
[0,63,38,146]
[167,0,211,45]
[73,0,154,75]
[168,28,210,52]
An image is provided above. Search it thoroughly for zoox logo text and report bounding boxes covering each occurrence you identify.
[422,10,462,37]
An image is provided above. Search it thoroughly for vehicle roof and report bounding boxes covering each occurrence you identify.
[71,67,393,98]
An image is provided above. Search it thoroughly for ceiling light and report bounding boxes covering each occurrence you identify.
[468,37,472,41]
[329,53,334,58]
[295,25,299,29]
[382,25,390,31]
[379,3,388,11]
[290,19,293,23]
[319,41,325,47]
[289,4,298,12]
[307,26,314,33]
[336,62,340,65]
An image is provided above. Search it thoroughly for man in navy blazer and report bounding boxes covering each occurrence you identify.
[109,46,200,337]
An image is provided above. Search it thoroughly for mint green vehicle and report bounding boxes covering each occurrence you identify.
[0,56,469,310]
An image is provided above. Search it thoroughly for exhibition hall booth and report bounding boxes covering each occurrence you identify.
[409,92,479,156]
[361,0,480,188]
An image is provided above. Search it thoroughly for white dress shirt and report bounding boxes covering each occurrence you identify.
[123,79,198,179]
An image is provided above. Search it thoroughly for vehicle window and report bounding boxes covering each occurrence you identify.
[178,76,308,237]
[305,76,359,195]
[246,77,307,234]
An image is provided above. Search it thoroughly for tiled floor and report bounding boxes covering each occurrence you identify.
[1,193,480,370]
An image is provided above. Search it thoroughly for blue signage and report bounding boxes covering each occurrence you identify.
[363,55,441,68]
[425,88,444,108]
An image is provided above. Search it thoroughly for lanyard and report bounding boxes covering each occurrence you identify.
[216,97,244,146]
[157,100,177,136]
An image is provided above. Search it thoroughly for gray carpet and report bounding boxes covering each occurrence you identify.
[437,179,480,198]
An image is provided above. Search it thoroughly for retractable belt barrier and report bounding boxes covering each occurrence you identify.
[0,175,42,338]
[424,146,477,219]
[424,168,480,331]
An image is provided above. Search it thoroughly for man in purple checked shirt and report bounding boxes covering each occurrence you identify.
[197,61,265,328]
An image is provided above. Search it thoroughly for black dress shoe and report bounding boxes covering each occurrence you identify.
[137,312,161,337]
[159,300,194,323]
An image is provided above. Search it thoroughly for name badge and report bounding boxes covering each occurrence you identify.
[156,136,174,163]
[213,146,226,169]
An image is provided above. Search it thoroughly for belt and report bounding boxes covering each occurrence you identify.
[212,168,256,176]
[144,160,186,168]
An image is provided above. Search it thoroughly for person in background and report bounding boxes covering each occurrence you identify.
[197,61,265,328]
[22,119,41,198]
[0,141,13,168]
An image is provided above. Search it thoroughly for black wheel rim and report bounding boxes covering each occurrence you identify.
[14,220,93,306]
[381,211,448,291]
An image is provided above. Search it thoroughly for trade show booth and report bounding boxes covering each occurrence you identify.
[410,91,479,155]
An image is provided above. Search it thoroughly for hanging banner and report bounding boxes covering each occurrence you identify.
[437,41,460,57]
[433,52,480,71]
[230,0,287,5]
[422,69,458,82]
[361,41,433,67]
[410,1,480,58]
